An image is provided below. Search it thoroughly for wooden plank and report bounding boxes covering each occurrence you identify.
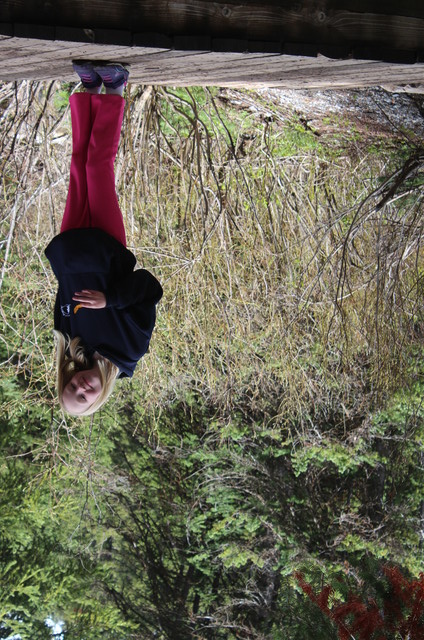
[0,23,13,37]
[1,1,424,53]
[2,35,424,89]
[121,54,424,90]
[323,11,424,50]
[116,52,360,86]
[325,0,424,19]
[3,1,424,27]
[2,40,132,70]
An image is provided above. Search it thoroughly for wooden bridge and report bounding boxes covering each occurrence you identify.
[1,0,424,89]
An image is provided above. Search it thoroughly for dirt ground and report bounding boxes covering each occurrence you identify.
[258,87,424,142]
[220,86,424,145]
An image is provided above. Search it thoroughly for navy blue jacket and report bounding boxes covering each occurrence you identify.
[45,228,163,378]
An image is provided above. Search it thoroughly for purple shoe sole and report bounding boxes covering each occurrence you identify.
[94,64,130,89]
[72,61,102,89]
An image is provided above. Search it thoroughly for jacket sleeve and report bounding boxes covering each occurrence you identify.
[54,293,61,329]
[105,269,163,310]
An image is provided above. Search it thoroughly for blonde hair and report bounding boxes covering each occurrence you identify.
[54,330,119,416]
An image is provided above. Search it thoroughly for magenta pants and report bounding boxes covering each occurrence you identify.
[60,93,127,246]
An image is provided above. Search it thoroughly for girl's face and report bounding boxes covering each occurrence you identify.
[62,363,102,414]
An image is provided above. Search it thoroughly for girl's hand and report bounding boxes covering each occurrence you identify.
[72,290,106,309]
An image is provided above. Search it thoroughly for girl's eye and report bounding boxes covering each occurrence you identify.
[70,383,86,402]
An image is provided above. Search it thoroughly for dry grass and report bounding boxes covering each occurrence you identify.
[1,81,423,435]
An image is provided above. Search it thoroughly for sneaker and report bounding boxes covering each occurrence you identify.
[72,60,102,89]
[93,63,130,89]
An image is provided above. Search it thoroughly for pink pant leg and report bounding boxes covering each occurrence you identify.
[61,94,127,246]
[86,95,126,246]
[60,93,92,232]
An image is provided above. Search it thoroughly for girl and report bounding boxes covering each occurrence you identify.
[45,62,163,416]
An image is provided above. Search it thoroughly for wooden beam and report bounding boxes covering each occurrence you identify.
[1,1,424,57]
[2,1,424,88]
[1,35,424,90]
